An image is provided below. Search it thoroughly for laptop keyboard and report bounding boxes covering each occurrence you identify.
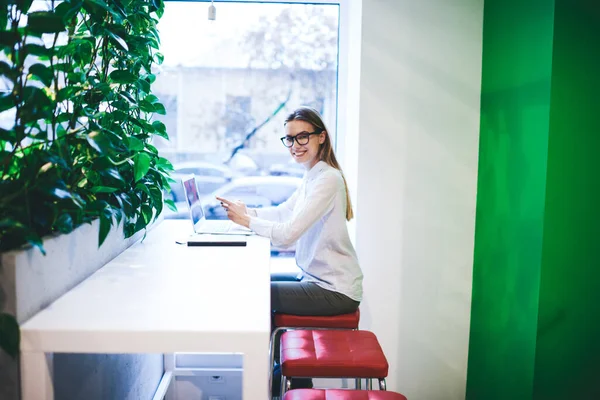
[195,220,252,235]
[196,220,233,234]
[207,221,231,233]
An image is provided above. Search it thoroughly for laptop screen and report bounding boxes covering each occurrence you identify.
[181,176,205,230]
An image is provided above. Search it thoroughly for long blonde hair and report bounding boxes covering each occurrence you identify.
[284,106,354,221]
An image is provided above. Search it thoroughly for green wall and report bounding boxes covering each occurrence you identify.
[467,0,600,399]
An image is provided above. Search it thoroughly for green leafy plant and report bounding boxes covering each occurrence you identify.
[0,313,19,358]
[0,0,175,357]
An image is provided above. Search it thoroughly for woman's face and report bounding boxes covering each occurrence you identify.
[284,120,326,169]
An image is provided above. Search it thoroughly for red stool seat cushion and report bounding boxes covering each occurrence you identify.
[274,309,360,329]
[281,330,388,378]
[284,389,407,400]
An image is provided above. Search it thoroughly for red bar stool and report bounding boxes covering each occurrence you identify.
[284,389,408,400]
[273,309,361,330]
[269,309,360,398]
[280,330,389,398]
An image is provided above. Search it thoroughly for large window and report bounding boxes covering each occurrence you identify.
[155,2,340,252]
[158,3,342,397]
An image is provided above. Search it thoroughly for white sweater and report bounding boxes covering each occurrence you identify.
[249,161,363,301]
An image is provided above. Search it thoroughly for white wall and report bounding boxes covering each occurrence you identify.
[344,1,484,399]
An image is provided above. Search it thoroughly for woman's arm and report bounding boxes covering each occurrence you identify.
[249,171,340,247]
[247,187,300,222]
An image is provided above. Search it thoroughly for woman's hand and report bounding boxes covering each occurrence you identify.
[216,196,251,228]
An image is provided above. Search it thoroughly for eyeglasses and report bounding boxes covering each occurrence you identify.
[280,129,322,148]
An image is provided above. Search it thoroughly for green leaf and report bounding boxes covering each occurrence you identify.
[146,144,158,155]
[109,70,137,84]
[155,2,165,19]
[134,153,152,182]
[22,43,53,58]
[28,63,53,87]
[52,188,73,199]
[118,91,136,104]
[113,207,123,225]
[0,313,20,359]
[52,62,71,72]
[103,168,125,184]
[111,99,130,112]
[98,213,112,246]
[86,131,113,154]
[87,0,126,23]
[0,31,21,48]
[154,53,164,65]
[128,136,144,151]
[148,37,159,50]
[152,120,167,133]
[148,27,161,45]
[27,11,66,35]
[67,71,85,84]
[153,103,166,115]
[25,232,45,255]
[55,1,83,22]
[94,82,112,95]
[106,30,129,52]
[141,204,153,224]
[0,219,26,230]
[136,78,150,94]
[110,110,128,122]
[90,186,118,193]
[54,213,74,233]
[56,112,71,123]
[144,94,160,104]
[151,0,164,12]
[76,40,94,65]
[149,185,163,215]
[152,121,169,140]
[57,86,81,102]
[0,128,16,142]
[135,182,151,197]
[21,86,53,108]
[165,199,177,212]
[0,93,14,113]
[16,0,35,13]
[138,99,154,113]
[0,7,7,32]
[0,62,13,79]
[156,156,174,171]
[134,215,146,233]
[140,120,155,133]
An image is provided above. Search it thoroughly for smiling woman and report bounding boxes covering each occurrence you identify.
[216,106,362,392]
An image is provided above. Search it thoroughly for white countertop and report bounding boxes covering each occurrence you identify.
[20,220,272,354]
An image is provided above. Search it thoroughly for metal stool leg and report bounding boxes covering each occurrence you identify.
[280,376,291,398]
[379,378,387,391]
[268,327,285,400]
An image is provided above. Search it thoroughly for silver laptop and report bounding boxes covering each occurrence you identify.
[181,175,253,236]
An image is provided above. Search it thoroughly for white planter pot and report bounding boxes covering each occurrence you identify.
[1,219,144,323]
[0,218,163,400]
